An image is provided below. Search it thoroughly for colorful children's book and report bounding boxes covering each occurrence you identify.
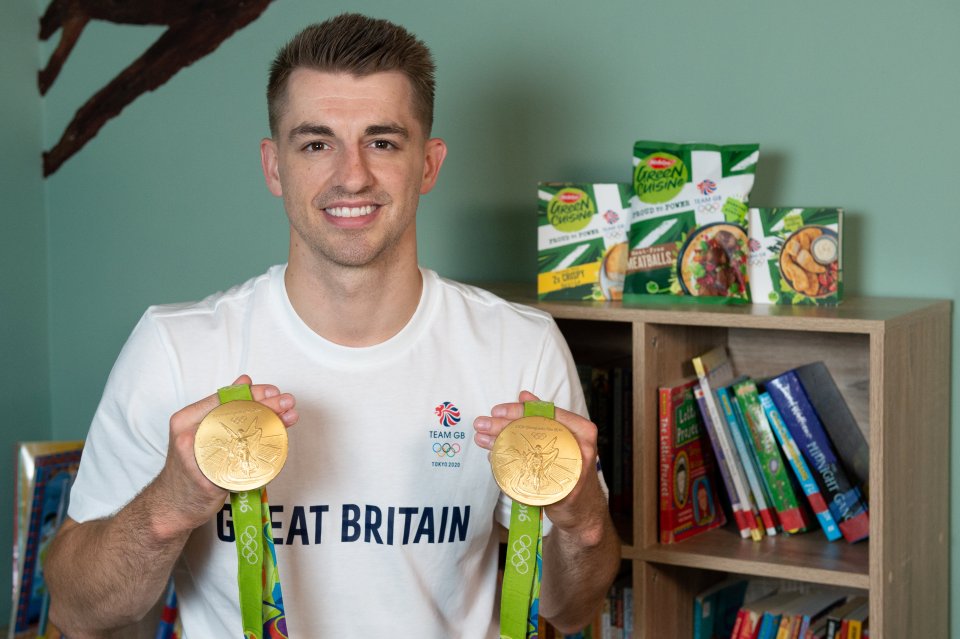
[760,393,842,541]
[732,377,810,534]
[692,383,744,535]
[692,346,762,539]
[717,385,778,536]
[764,370,869,543]
[658,377,726,543]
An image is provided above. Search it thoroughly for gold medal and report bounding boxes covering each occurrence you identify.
[194,400,288,491]
[491,415,582,506]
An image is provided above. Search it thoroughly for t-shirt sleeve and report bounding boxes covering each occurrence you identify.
[68,310,182,523]
[495,318,609,532]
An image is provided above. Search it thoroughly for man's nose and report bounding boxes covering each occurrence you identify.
[334,146,374,192]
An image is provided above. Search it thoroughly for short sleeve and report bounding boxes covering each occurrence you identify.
[68,310,182,522]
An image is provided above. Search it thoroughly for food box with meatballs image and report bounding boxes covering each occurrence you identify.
[747,207,842,305]
[623,141,760,303]
[537,183,632,301]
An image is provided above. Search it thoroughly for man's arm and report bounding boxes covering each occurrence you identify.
[474,391,622,634]
[45,377,297,638]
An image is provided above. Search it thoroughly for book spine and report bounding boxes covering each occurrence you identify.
[693,384,751,538]
[765,372,869,543]
[718,387,777,536]
[794,362,870,499]
[734,379,809,534]
[658,386,677,544]
[698,375,761,539]
[760,393,842,541]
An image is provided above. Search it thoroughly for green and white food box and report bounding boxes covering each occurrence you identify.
[537,183,633,301]
[748,207,843,305]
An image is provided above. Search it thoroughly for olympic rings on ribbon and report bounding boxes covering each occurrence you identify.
[509,534,533,574]
[239,525,260,565]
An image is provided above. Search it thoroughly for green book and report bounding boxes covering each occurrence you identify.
[732,378,810,533]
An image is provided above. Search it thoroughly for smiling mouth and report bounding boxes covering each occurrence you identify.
[326,205,377,218]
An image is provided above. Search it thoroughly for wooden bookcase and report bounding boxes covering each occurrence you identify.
[495,287,951,639]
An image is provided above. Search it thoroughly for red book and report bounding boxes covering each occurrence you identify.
[659,377,727,543]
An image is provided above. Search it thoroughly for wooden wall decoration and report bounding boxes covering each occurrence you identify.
[39,0,276,177]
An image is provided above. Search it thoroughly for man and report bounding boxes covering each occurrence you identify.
[45,13,620,637]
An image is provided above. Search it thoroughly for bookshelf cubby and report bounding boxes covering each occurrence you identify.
[495,287,951,639]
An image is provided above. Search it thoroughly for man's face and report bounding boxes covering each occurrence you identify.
[261,69,446,271]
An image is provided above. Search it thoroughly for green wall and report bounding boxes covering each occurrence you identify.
[5,0,958,631]
[1,0,52,629]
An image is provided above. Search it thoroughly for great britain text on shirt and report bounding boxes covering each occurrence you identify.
[217,503,472,546]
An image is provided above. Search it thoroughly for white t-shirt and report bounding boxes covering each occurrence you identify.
[69,265,587,638]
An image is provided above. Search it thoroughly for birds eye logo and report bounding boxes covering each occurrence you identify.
[435,402,461,427]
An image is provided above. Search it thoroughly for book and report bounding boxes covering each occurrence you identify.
[843,600,869,639]
[793,361,869,500]
[760,392,842,541]
[692,383,747,538]
[775,590,848,639]
[823,595,867,639]
[658,378,726,543]
[732,377,810,534]
[11,441,84,636]
[718,385,778,536]
[692,346,762,539]
[764,371,869,543]
[692,577,750,639]
[752,591,806,639]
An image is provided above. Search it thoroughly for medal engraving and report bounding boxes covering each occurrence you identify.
[194,400,288,491]
[491,415,582,506]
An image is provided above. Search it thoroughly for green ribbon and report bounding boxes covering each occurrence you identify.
[499,401,554,639]
[217,384,287,639]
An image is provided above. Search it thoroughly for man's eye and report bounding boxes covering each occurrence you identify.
[371,140,396,150]
[304,142,329,152]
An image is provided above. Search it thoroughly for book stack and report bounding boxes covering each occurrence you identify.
[693,578,867,639]
[663,347,869,544]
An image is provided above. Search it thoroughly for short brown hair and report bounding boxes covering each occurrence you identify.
[267,13,436,136]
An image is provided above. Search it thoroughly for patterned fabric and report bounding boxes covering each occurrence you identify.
[260,488,288,638]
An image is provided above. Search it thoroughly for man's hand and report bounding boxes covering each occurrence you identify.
[473,390,608,538]
[153,374,299,539]
[473,390,621,633]
[46,374,298,636]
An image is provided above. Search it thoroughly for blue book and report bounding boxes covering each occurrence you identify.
[760,392,842,541]
[764,370,869,543]
[718,386,778,536]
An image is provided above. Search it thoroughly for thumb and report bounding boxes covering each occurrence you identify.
[175,374,252,429]
[518,390,540,403]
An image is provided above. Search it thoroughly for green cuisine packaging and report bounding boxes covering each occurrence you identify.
[748,207,843,305]
[624,141,760,303]
[537,183,633,301]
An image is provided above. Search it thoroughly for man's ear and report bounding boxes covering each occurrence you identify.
[420,137,448,195]
[260,138,283,197]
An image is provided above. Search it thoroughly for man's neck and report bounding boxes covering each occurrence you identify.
[283,256,423,347]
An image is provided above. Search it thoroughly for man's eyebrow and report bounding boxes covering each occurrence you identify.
[288,123,334,142]
[366,124,409,139]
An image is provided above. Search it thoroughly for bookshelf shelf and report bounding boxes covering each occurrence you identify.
[492,285,951,639]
